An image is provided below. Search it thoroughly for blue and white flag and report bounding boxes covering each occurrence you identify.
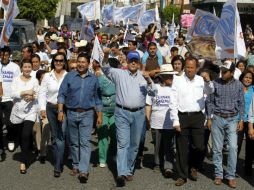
[77,0,100,21]
[186,9,219,42]
[138,9,156,32]
[0,0,19,47]
[214,0,246,59]
[91,35,104,64]
[101,3,114,25]
[168,14,175,47]
[113,3,146,24]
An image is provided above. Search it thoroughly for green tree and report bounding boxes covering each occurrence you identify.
[17,0,60,25]
[162,4,181,24]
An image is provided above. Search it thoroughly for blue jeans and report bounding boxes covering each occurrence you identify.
[46,104,66,172]
[67,109,94,173]
[211,114,238,179]
[115,107,145,176]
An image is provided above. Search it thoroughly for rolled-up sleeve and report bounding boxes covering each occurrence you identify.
[57,74,69,104]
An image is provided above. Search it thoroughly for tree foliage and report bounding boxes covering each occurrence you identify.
[162,4,181,24]
[17,0,60,24]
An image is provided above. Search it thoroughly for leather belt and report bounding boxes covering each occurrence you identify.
[69,108,94,113]
[178,111,202,115]
[116,104,144,112]
[47,102,58,108]
[214,112,237,118]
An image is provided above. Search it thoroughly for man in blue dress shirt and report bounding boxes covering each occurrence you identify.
[57,53,102,183]
[101,50,153,187]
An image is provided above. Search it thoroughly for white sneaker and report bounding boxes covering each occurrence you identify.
[8,142,15,152]
[99,163,106,168]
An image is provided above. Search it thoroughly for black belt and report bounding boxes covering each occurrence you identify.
[214,112,237,118]
[68,108,94,113]
[47,102,58,108]
[116,104,144,112]
[178,111,202,115]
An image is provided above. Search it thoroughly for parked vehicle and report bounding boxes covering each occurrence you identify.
[0,19,35,51]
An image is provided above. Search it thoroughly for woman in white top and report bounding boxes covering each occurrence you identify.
[146,64,178,178]
[10,59,39,174]
[38,52,67,177]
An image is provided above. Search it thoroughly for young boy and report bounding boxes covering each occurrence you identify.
[146,64,178,178]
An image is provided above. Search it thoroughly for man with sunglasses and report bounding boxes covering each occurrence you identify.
[101,51,153,187]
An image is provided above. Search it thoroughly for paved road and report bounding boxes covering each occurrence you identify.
[0,132,253,190]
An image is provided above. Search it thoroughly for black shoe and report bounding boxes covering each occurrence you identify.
[39,156,46,164]
[78,173,89,183]
[54,171,61,178]
[116,175,125,187]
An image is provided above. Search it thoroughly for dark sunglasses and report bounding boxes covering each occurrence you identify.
[55,59,64,63]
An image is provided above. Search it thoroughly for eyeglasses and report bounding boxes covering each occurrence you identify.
[55,59,64,63]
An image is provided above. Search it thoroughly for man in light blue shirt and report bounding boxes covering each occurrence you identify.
[102,51,153,187]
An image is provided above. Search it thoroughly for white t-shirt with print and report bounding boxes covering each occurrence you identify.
[146,84,175,130]
[0,61,21,102]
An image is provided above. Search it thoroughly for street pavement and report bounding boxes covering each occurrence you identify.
[0,132,253,190]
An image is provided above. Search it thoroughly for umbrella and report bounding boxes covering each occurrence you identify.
[97,26,120,35]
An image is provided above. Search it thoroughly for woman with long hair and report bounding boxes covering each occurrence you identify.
[38,52,68,177]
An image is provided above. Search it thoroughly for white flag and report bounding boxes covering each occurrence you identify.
[91,35,104,64]
[77,0,100,21]
[235,6,246,58]
[214,0,246,59]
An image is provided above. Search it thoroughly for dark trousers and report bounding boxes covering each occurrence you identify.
[0,101,14,152]
[245,133,254,175]
[14,120,35,164]
[175,112,205,179]
[237,122,248,156]
[152,129,175,170]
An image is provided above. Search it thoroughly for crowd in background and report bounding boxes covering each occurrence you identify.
[0,20,254,188]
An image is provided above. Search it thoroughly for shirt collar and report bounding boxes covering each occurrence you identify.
[183,73,196,82]
[127,69,138,77]
[75,70,92,78]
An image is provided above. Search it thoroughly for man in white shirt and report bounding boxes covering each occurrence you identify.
[0,46,21,155]
[157,37,170,59]
[171,57,213,186]
[175,36,188,58]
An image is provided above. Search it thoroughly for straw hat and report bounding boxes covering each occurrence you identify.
[75,40,88,48]
[57,37,65,43]
[50,34,58,41]
[159,64,178,75]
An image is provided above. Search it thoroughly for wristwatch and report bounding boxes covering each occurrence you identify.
[57,110,63,113]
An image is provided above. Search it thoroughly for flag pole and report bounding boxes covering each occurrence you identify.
[178,0,184,37]
[234,0,237,63]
